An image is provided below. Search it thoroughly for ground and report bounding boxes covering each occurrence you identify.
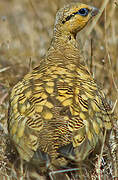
[0,0,118,179]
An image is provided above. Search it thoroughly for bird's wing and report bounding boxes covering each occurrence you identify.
[8,68,47,161]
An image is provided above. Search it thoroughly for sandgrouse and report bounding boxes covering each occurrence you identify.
[8,2,113,174]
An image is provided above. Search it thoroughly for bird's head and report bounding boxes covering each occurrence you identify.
[54,3,99,37]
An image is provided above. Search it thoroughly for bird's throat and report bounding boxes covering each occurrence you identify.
[46,28,83,65]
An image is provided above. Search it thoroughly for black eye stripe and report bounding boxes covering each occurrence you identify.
[62,8,89,24]
[62,14,74,24]
[62,12,78,24]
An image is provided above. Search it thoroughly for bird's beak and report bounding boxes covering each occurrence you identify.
[91,7,99,17]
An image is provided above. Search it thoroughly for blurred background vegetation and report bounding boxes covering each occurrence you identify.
[0,0,117,179]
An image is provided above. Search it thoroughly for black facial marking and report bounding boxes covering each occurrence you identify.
[62,13,76,24]
[62,8,89,24]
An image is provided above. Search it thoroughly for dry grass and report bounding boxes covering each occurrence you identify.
[0,0,118,179]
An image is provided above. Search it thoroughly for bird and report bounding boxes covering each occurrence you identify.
[8,2,113,175]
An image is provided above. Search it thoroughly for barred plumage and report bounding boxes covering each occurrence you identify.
[8,2,114,174]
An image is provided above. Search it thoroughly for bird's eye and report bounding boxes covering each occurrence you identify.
[78,8,89,16]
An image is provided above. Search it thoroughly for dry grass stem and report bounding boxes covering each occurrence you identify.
[0,0,117,179]
[87,0,110,35]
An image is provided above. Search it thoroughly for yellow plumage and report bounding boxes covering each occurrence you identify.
[8,2,114,174]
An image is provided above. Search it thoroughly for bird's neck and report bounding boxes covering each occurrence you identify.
[46,27,84,66]
[52,26,77,48]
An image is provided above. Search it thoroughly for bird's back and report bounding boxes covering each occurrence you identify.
[8,46,112,165]
[8,2,114,174]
